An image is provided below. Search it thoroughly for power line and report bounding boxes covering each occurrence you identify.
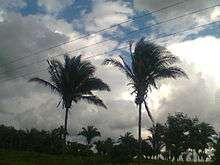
[0,3,218,77]
[1,20,219,83]
[0,1,184,68]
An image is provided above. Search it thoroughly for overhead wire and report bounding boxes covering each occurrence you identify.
[0,19,219,83]
[0,3,218,78]
[0,1,185,68]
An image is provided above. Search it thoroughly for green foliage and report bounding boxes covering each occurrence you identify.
[0,113,216,163]
[0,149,212,165]
[0,125,73,155]
[147,123,166,159]
[78,126,101,145]
[213,138,220,164]
[95,138,114,156]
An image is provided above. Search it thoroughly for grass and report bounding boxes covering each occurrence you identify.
[0,150,212,165]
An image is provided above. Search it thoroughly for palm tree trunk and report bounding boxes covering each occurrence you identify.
[64,107,69,141]
[138,103,142,165]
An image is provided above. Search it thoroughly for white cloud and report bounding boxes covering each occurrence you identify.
[147,36,220,130]
[211,6,220,20]
[0,8,134,139]
[84,0,134,32]
[37,0,74,14]
[168,36,220,84]
[0,0,26,10]
[134,0,220,35]
[1,0,220,140]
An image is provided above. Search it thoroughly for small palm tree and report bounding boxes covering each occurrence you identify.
[78,125,101,145]
[29,55,110,140]
[118,132,135,144]
[103,38,187,164]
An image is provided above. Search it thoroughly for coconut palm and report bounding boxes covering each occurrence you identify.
[29,55,110,140]
[103,38,187,164]
[78,126,101,145]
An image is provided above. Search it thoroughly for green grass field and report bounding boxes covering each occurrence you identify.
[0,150,212,165]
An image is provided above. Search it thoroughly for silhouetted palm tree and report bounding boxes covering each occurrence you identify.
[29,55,110,140]
[118,132,135,145]
[78,126,101,145]
[103,38,187,164]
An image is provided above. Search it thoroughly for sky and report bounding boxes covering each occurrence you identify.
[1,0,220,142]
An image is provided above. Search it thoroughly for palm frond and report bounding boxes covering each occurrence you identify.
[103,58,135,81]
[29,77,58,93]
[144,100,155,124]
[78,77,110,93]
[81,95,107,109]
[153,66,188,80]
[119,55,135,79]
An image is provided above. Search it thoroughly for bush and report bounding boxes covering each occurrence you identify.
[213,139,220,165]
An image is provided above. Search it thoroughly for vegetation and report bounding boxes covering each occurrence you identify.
[103,38,187,164]
[0,112,216,164]
[2,38,215,164]
[78,125,101,145]
[29,55,110,140]
[213,138,220,164]
[0,150,212,165]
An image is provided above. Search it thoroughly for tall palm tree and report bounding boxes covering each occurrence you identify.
[29,55,110,140]
[78,125,101,145]
[103,38,187,164]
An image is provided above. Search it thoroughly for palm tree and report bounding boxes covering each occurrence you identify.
[78,126,101,146]
[103,38,187,164]
[29,55,110,141]
[118,132,135,145]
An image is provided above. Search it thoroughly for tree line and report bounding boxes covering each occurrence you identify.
[0,112,217,163]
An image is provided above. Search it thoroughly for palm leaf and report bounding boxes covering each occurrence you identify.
[103,58,135,81]
[153,66,188,80]
[81,95,107,109]
[29,77,58,93]
[79,77,110,93]
[144,100,155,124]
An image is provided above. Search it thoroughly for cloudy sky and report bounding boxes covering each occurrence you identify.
[1,0,220,141]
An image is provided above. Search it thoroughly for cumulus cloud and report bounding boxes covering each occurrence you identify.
[0,0,26,10]
[84,0,134,32]
[149,36,220,132]
[37,0,74,14]
[1,0,220,141]
[133,0,220,34]
[0,4,131,140]
[0,12,71,79]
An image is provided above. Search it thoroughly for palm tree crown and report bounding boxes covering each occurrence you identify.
[29,55,110,140]
[103,38,187,122]
[30,55,110,109]
[78,126,101,145]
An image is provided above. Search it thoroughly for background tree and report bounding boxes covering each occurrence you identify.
[78,126,101,146]
[147,123,166,159]
[196,122,216,162]
[213,136,220,165]
[95,138,114,156]
[103,38,187,164]
[164,113,192,162]
[114,132,138,161]
[29,55,110,140]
